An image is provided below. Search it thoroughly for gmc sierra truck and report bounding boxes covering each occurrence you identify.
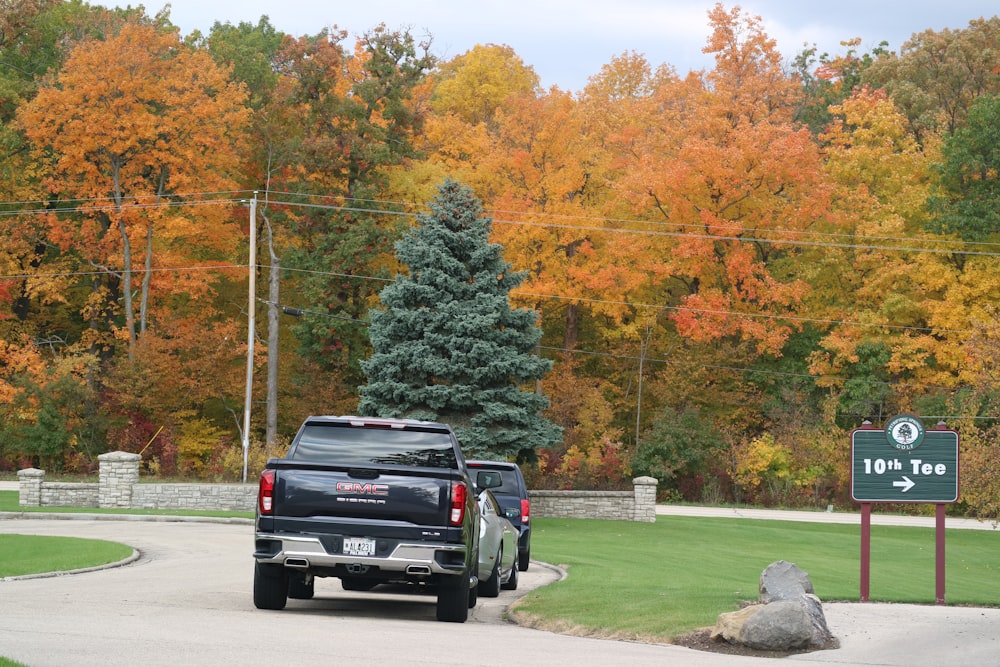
[252,415,481,622]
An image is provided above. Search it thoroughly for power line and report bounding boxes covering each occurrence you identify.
[0,191,991,348]
[0,260,978,336]
[1,189,998,257]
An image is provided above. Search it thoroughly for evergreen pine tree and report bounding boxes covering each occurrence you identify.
[358,179,561,459]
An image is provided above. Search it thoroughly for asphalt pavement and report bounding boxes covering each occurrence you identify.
[3,483,1000,665]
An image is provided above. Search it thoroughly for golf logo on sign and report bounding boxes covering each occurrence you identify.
[885,414,925,451]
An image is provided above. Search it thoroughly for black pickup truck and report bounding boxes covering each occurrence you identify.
[252,415,481,622]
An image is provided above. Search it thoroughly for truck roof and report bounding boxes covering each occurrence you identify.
[304,415,451,429]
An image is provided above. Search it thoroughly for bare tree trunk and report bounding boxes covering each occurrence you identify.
[140,166,169,335]
[111,156,137,360]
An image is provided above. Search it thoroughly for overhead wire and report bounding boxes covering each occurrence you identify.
[1,190,995,398]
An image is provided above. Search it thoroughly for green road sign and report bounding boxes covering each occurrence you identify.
[851,426,959,503]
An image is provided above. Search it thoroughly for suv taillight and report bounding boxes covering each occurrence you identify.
[449,482,467,526]
[258,469,275,515]
[520,498,530,524]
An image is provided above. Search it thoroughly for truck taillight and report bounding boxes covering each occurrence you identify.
[258,469,275,515]
[521,498,530,524]
[449,482,467,526]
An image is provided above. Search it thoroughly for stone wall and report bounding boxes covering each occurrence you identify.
[18,453,256,513]
[530,476,658,522]
[130,483,257,512]
[18,454,657,522]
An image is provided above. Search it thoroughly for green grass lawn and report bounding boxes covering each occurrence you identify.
[0,534,134,577]
[4,489,999,644]
[518,516,1000,641]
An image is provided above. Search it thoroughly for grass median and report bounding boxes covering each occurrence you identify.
[0,534,134,577]
[3,490,999,643]
[518,516,1000,641]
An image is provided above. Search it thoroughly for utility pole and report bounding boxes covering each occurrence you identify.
[242,192,258,484]
[265,211,280,450]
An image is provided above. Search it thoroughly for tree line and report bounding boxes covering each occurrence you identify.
[0,1,998,516]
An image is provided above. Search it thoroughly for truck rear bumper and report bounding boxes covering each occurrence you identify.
[253,532,467,576]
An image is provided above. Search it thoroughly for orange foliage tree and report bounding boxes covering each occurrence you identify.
[15,18,251,456]
[614,4,832,357]
[18,19,249,360]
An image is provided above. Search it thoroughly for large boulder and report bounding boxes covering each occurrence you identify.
[759,560,814,603]
[740,599,814,650]
[711,561,834,652]
[800,593,835,647]
[710,605,759,644]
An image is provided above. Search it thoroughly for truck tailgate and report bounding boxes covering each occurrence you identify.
[272,464,456,527]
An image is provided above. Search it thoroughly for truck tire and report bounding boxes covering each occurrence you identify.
[253,562,288,610]
[478,549,502,598]
[288,573,314,599]
[501,561,519,591]
[435,573,469,623]
[518,548,530,572]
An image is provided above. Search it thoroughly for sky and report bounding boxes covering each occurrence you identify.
[114,1,997,91]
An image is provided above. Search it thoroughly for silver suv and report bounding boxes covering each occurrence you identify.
[467,460,531,571]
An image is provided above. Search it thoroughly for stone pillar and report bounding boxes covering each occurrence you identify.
[98,451,141,508]
[632,476,658,522]
[17,468,45,507]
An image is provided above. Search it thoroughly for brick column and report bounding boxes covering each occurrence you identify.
[98,451,141,508]
[17,468,45,507]
[632,476,658,522]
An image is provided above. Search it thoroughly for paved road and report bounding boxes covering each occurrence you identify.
[2,499,1000,665]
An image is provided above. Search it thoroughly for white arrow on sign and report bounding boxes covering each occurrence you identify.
[893,476,915,492]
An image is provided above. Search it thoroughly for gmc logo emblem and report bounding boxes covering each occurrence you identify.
[336,482,389,495]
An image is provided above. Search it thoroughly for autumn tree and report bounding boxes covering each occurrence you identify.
[14,18,251,463]
[18,19,249,360]
[614,5,832,360]
[811,84,1000,425]
[863,17,1000,143]
[247,26,436,413]
[432,43,539,126]
[0,0,99,334]
[0,336,97,470]
[791,37,888,134]
[359,180,561,459]
[399,43,541,201]
[593,3,837,454]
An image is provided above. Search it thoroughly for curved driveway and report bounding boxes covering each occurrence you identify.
[2,514,999,666]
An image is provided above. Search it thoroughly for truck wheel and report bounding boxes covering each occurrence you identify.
[501,561,519,591]
[435,573,469,623]
[518,548,530,572]
[288,573,314,600]
[478,549,502,598]
[253,562,288,610]
[468,579,478,608]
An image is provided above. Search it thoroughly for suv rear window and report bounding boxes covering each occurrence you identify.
[290,423,457,468]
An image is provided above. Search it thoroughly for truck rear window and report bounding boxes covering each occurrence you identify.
[290,423,458,468]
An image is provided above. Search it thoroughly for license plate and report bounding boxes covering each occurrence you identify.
[343,537,376,556]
